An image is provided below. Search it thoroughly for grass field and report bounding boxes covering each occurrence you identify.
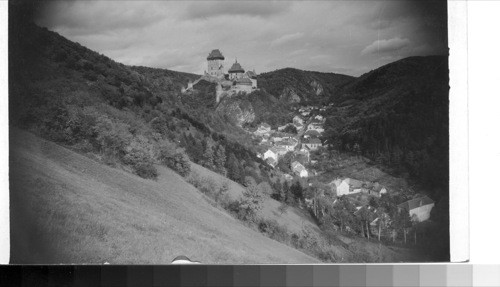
[9,129,319,264]
[190,163,320,235]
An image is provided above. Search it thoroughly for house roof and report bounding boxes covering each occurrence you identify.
[236,78,252,85]
[266,157,277,165]
[207,49,225,60]
[304,138,322,144]
[291,161,306,172]
[228,61,245,73]
[346,178,364,189]
[261,122,271,129]
[398,195,434,211]
[305,130,321,137]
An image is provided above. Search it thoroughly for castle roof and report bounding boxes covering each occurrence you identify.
[236,78,252,85]
[228,60,245,73]
[207,49,225,60]
[245,70,257,78]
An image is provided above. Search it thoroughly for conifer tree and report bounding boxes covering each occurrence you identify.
[214,144,227,176]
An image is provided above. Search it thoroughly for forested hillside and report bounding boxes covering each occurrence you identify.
[324,56,449,200]
[9,21,271,187]
[257,68,355,104]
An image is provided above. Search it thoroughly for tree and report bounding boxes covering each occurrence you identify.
[201,138,215,170]
[290,181,304,204]
[376,207,389,241]
[283,124,298,134]
[272,180,283,201]
[214,144,227,176]
[395,209,412,244]
[226,153,242,183]
[283,181,293,204]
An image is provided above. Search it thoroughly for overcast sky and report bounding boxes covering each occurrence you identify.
[33,0,448,77]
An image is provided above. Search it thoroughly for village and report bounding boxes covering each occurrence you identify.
[246,98,435,239]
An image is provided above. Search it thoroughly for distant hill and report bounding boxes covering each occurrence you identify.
[323,56,449,198]
[257,68,355,104]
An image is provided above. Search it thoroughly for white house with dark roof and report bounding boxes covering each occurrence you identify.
[397,195,435,222]
[254,123,272,136]
[303,138,322,150]
[291,161,308,178]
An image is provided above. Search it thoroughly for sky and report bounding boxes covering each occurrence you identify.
[30,0,448,77]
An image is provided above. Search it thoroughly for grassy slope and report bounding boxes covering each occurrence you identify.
[190,163,320,235]
[10,129,318,264]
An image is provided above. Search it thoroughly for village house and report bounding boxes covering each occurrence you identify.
[266,157,277,167]
[254,123,272,136]
[397,195,435,222]
[263,147,279,162]
[303,138,322,150]
[291,161,308,178]
[304,129,321,139]
[314,115,324,121]
[330,178,366,197]
[283,174,294,181]
[307,122,325,133]
[276,138,297,151]
[293,115,304,125]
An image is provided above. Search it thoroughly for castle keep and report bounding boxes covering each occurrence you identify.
[182,49,258,103]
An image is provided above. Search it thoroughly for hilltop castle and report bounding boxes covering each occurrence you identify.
[183,49,258,103]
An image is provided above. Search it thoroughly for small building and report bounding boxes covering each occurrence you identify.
[254,123,272,136]
[291,161,308,178]
[293,115,304,125]
[266,157,277,167]
[330,178,365,197]
[397,195,435,222]
[263,148,279,162]
[307,123,324,133]
[276,138,297,151]
[304,129,321,138]
[303,138,322,150]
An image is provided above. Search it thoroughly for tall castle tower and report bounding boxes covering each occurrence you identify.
[207,49,225,78]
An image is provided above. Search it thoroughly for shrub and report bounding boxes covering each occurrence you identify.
[133,162,158,179]
[157,140,191,177]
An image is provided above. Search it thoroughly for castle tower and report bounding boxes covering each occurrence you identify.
[207,49,225,78]
[228,59,245,80]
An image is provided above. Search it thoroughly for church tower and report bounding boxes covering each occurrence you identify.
[207,49,225,78]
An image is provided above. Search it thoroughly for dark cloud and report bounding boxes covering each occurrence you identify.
[184,1,292,20]
[17,1,448,77]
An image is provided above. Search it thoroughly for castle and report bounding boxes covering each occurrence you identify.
[182,49,258,103]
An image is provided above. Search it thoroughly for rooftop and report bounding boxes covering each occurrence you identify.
[236,78,252,85]
[398,195,434,211]
[228,60,245,73]
[207,49,225,60]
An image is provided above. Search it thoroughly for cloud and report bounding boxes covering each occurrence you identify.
[185,1,292,20]
[270,32,303,48]
[36,1,167,36]
[361,37,411,55]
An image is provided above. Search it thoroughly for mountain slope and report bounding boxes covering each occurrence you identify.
[10,129,319,264]
[257,68,355,103]
[324,56,449,198]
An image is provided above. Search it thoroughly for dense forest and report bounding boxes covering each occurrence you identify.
[323,56,449,200]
